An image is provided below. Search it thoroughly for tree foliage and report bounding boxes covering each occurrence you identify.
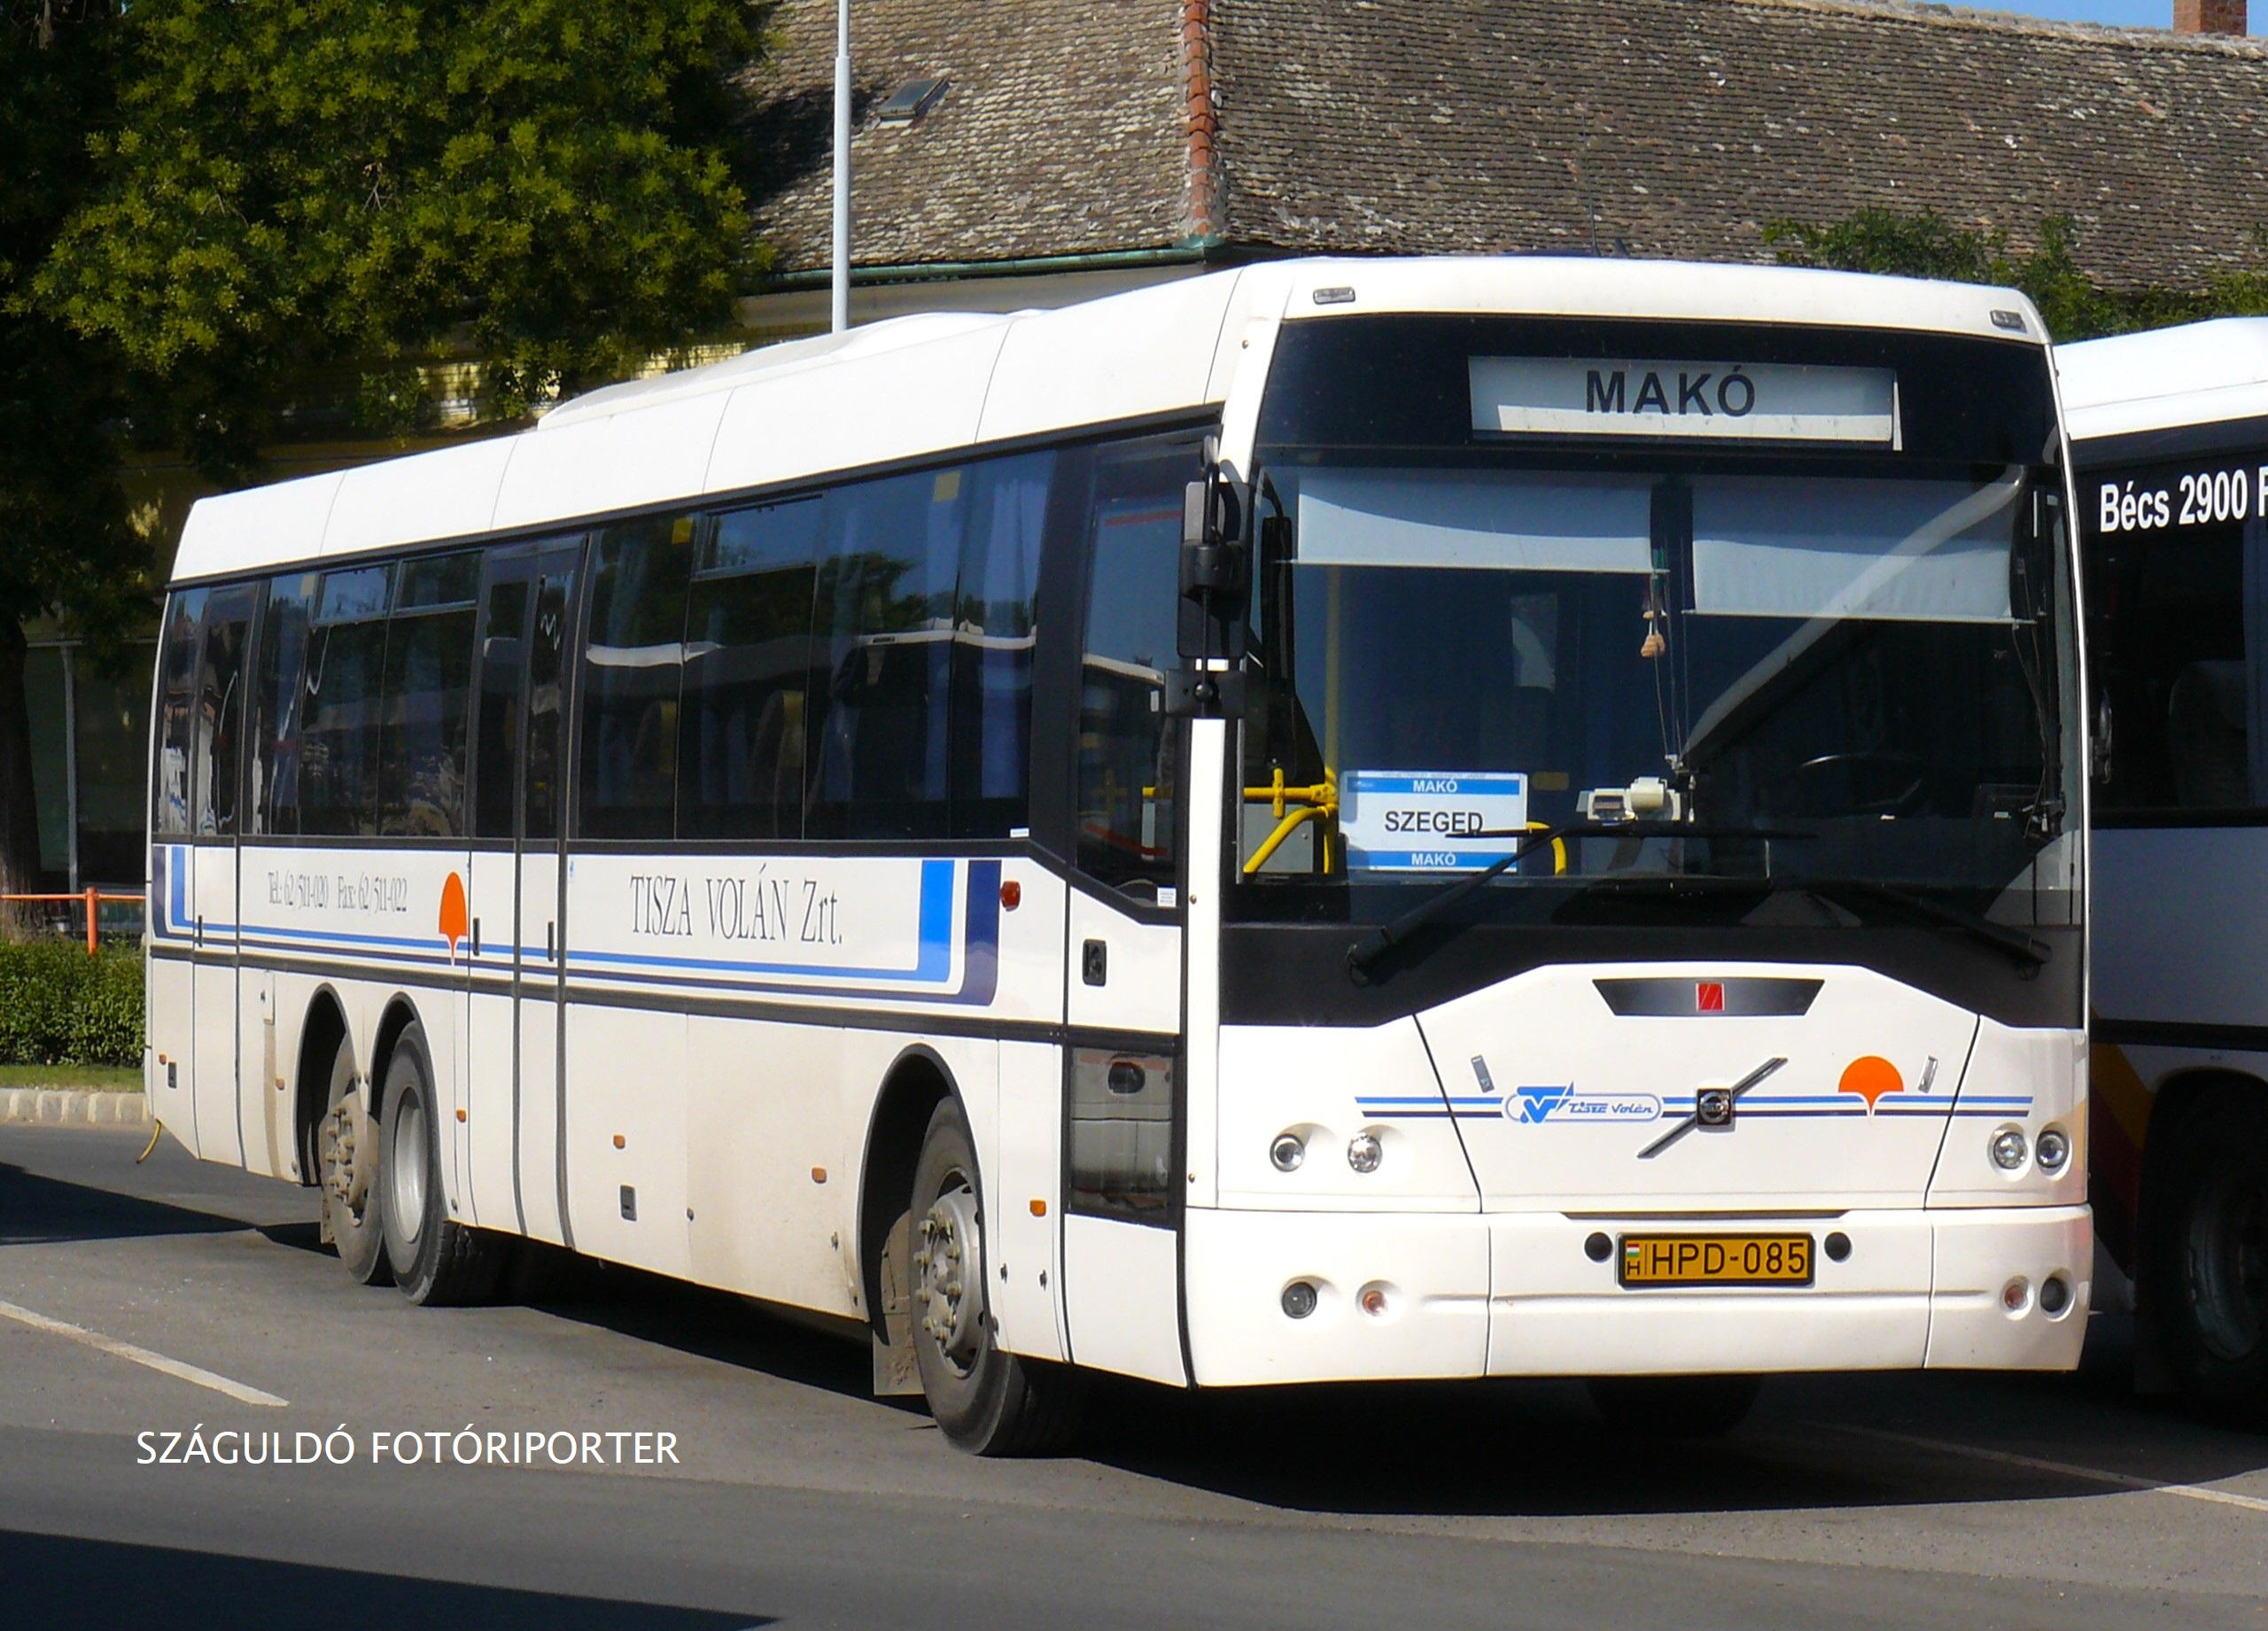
[39,0,766,470]
[1764,208,2268,342]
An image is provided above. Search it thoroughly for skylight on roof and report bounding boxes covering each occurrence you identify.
[874,78,949,123]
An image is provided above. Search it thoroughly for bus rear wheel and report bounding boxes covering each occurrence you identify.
[908,1097,1084,1456]
[316,1036,390,1286]
[1587,1375,1761,1437]
[2149,1091,2268,1424]
[377,1022,504,1307]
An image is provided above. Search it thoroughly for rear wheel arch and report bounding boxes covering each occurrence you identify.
[856,1046,960,1340]
[292,988,352,1187]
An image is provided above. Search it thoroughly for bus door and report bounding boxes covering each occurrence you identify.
[465,540,581,1243]
[1055,439,1194,1386]
[190,583,258,1165]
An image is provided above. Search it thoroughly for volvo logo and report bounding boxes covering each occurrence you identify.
[1637,1056,1787,1159]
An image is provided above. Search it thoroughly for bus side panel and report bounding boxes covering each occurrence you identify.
[147,843,198,1153]
[686,1014,858,1316]
[993,1039,1068,1362]
[564,1001,689,1279]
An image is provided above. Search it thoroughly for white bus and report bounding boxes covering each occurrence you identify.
[151,258,2091,1452]
[2059,318,2268,1420]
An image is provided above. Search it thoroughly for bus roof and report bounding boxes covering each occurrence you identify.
[171,255,2046,586]
[2057,317,2268,450]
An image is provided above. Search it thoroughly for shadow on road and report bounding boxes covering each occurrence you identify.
[0,1528,771,1629]
[0,1161,248,1247]
[519,1254,2268,1519]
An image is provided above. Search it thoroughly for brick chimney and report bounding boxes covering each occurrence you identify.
[2175,0,2248,34]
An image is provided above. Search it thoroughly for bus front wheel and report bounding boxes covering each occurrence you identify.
[2149,1091,2268,1424]
[908,1097,1084,1456]
[377,1022,504,1307]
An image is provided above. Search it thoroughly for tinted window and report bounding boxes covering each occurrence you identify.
[2088,460,2268,814]
[951,453,1053,838]
[472,576,529,840]
[581,518,690,839]
[251,573,319,835]
[191,586,258,836]
[808,470,963,839]
[680,497,822,841]
[153,589,206,837]
[300,565,391,835]
[1077,438,1194,893]
[377,550,478,835]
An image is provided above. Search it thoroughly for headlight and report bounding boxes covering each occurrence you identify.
[1990,1126,2029,1172]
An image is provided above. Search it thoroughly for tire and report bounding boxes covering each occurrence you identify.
[2147,1091,2268,1424]
[1588,1375,1761,1438]
[909,1097,1084,1456]
[377,1022,505,1307]
[316,1035,390,1285]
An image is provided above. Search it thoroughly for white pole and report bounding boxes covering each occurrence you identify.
[831,0,851,334]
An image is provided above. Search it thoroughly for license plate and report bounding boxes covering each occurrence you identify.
[1619,1233,1814,1287]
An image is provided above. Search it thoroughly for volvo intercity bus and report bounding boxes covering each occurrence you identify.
[2060,318,2268,1420]
[150,259,2090,1452]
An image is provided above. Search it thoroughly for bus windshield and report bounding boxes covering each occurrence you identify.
[1237,317,2081,929]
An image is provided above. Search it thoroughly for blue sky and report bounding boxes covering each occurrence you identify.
[1983,1,2263,30]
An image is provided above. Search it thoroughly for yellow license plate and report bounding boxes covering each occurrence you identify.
[1619,1234,1814,1287]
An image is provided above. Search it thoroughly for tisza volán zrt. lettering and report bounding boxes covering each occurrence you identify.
[631,872,841,946]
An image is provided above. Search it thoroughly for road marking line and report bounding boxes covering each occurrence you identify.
[0,1297,288,1408]
[1822,1423,2268,1514]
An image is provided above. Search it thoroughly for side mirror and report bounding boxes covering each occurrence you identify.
[1177,472,1249,666]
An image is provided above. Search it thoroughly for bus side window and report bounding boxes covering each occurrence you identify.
[152,588,208,837]
[950,452,1053,840]
[377,550,479,836]
[808,468,964,841]
[299,565,392,837]
[679,496,823,841]
[581,516,695,841]
[2093,512,2262,814]
[250,574,319,836]
[1076,437,1197,894]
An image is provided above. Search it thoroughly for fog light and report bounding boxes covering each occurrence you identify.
[1990,1126,2029,1172]
[2039,1273,2071,1316]
[2003,1276,2031,1312]
[2036,1127,2070,1174]
[1270,1133,1306,1172]
[1359,1284,1389,1317]
[1347,1133,1383,1174]
[1281,1280,1319,1319]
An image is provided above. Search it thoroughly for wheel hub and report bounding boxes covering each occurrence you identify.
[914,1185,983,1372]
[319,1092,372,1221]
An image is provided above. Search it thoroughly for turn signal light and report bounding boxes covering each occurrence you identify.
[1989,1126,2029,1172]
[1347,1134,1383,1174]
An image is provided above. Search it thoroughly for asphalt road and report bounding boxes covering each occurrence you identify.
[2,1124,2265,1629]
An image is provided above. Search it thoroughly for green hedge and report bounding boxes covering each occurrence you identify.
[0,944,144,1068]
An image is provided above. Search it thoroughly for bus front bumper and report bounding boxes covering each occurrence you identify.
[1180,1204,2091,1386]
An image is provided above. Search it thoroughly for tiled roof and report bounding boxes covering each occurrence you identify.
[1212,0,2268,287]
[742,0,2268,290]
[740,0,1198,273]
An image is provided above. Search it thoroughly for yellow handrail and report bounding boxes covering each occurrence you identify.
[1526,820,1568,876]
[1242,767,1338,874]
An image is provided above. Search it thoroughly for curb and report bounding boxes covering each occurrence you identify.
[0,1089,151,1128]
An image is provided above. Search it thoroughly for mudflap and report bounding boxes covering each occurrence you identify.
[871,1208,920,1396]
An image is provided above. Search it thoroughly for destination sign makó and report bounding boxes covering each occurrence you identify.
[1470,358,1899,445]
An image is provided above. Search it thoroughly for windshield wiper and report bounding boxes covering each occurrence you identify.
[1345,821,1816,981]
[1804,880,2050,969]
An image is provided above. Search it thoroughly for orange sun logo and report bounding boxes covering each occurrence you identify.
[1838,1055,1903,1114]
[439,872,469,962]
